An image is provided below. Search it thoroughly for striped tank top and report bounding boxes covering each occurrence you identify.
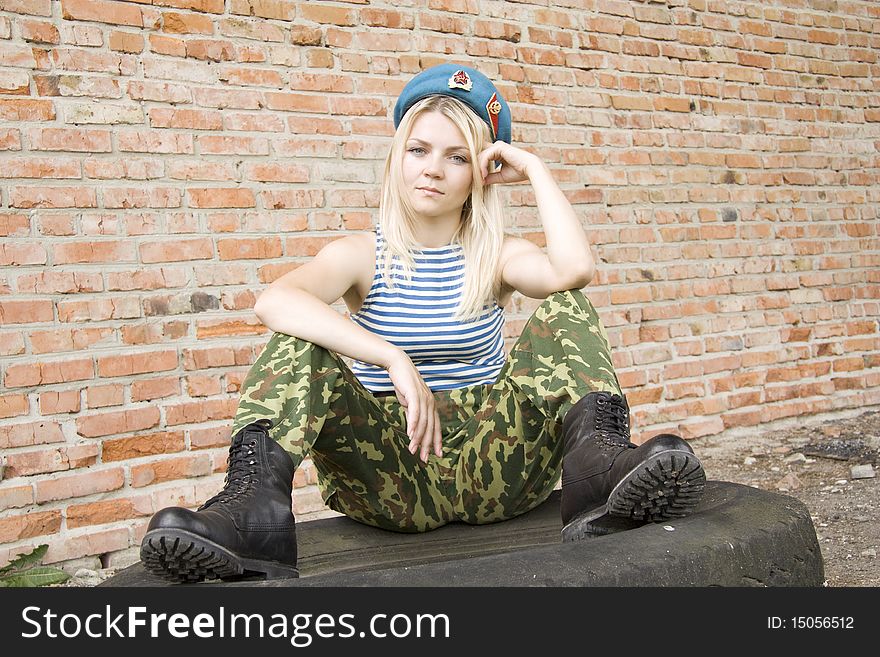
[350,227,506,392]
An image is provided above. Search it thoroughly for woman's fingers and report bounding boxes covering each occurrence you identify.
[405,391,419,451]
[386,358,441,462]
[420,408,433,463]
[433,410,442,458]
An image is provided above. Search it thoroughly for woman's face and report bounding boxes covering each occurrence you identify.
[401,111,474,222]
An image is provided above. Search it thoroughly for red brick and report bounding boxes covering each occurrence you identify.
[29,327,114,354]
[0,213,30,236]
[0,394,29,419]
[833,357,864,373]
[56,296,141,322]
[60,0,143,27]
[0,299,54,324]
[109,30,144,53]
[53,241,136,264]
[182,345,257,370]
[679,416,725,440]
[217,237,282,260]
[191,425,231,450]
[131,376,180,402]
[0,484,34,512]
[0,510,62,544]
[4,357,93,388]
[139,238,213,263]
[86,384,124,408]
[41,527,130,565]
[38,389,81,414]
[34,467,125,503]
[75,406,161,438]
[121,321,188,346]
[0,242,47,267]
[4,443,98,478]
[130,453,213,488]
[185,374,222,397]
[627,387,664,406]
[164,398,238,426]
[665,381,706,400]
[96,350,178,377]
[102,431,186,462]
[66,495,153,529]
[17,270,103,295]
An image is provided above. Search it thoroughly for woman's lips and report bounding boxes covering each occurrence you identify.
[417,187,443,197]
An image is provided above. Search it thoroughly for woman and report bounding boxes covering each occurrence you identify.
[140,64,706,583]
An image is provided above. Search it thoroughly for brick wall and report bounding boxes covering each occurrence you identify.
[1,0,878,569]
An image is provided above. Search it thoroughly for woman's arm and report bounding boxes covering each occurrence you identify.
[479,143,595,299]
[253,234,442,462]
[254,234,399,368]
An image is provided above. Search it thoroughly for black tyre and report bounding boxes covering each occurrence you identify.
[105,481,823,587]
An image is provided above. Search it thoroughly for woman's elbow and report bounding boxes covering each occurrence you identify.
[566,262,595,290]
[253,289,278,324]
[579,262,596,287]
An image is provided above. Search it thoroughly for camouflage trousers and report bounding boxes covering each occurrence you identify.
[232,290,621,533]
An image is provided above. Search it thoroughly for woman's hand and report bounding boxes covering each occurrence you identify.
[478,141,543,186]
[386,350,441,463]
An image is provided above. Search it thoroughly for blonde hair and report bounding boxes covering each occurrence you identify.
[378,95,505,320]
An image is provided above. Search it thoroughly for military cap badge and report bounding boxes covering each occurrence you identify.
[486,92,502,141]
[448,69,473,91]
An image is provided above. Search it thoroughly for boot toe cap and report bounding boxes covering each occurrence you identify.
[146,506,212,534]
[641,433,695,456]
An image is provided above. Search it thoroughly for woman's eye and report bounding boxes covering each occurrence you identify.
[452,155,468,164]
[408,147,425,155]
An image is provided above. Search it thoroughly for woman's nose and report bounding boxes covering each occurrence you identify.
[423,155,444,177]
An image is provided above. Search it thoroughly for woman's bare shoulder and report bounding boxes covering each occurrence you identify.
[325,231,376,312]
[323,231,375,259]
[500,233,532,253]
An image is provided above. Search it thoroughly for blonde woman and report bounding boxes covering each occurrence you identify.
[140,64,706,583]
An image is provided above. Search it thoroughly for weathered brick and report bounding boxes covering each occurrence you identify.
[86,384,125,408]
[164,398,238,426]
[4,443,98,478]
[96,350,178,377]
[75,406,161,438]
[0,394,29,419]
[66,495,153,529]
[41,527,130,564]
[4,357,93,388]
[0,484,35,512]
[0,510,62,544]
[38,389,81,414]
[34,467,125,503]
[130,453,214,488]
[130,376,180,402]
[102,431,186,462]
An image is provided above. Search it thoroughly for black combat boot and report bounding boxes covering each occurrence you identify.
[560,391,706,541]
[140,419,299,582]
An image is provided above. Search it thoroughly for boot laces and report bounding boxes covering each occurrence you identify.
[199,437,259,510]
[593,396,631,447]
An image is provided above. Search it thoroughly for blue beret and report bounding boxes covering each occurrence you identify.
[393,64,511,144]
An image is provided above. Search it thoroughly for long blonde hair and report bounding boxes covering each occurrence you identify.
[378,95,505,320]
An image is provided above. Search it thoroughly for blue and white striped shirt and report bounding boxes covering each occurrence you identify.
[350,227,506,392]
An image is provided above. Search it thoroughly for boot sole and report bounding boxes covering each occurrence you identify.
[608,449,706,521]
[562,450,706,541]
[140,528,299,584]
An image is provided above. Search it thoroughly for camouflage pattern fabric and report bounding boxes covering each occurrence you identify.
[232,290,621,533]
